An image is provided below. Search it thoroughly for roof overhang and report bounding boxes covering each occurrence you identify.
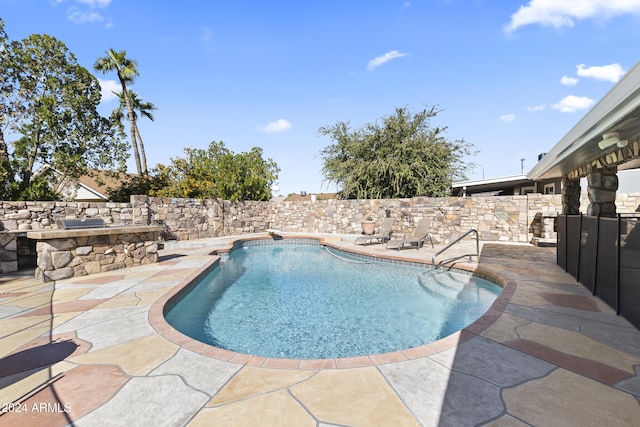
[452,174,532,193]
[528,60,640,181]
[77,183,108,201]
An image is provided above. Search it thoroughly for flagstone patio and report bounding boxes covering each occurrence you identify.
[1,234,639,426]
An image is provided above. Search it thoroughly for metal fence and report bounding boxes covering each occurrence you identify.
[558,213,640,329]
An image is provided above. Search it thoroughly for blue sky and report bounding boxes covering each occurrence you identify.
[2,1,640,196]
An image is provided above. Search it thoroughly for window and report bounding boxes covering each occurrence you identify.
[544,183,555,194]
[520,186,535,195]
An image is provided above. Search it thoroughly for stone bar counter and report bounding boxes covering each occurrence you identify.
[27,225,163,282]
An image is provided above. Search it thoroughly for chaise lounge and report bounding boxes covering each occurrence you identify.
[386,218,434,250]
[354,217,395,246]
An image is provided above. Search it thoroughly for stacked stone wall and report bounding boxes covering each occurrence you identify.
[0,200,134,232]
[2,193,640,274]
[0,232,19,273]
[146,192,638,242]
[140,196,223,241]
[216,196,549,244]
[35,231,159,282]
[584,192,639,213]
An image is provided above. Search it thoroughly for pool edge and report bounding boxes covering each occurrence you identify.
[148,234,515,370]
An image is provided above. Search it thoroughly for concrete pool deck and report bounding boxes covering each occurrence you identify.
[1,233,639,426]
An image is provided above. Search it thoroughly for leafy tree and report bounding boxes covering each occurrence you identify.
[230,147,281,201]
[106,170,167,202]
[0,22,128,200]
[319,106,475,199]
[94,49,148,174]
[152,141,280,201]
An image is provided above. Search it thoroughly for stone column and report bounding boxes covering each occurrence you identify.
[587,167,618,217]
[0,233,18,273]
[561,177,581,215]
[131,195,151,225]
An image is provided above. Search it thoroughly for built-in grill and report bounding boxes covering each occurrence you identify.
[56,218,106,229]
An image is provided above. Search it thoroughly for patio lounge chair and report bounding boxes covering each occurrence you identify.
[354,217,395,246]
[386,218,434,250]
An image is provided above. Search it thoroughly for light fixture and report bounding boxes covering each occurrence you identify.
[598,132,628,150]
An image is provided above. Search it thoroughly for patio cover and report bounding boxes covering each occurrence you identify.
[528,61,640,181]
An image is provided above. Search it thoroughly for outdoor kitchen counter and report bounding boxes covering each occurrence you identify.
[27,225,164,282]
[26,225,163,240]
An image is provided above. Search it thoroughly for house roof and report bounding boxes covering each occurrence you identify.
[38,165,136,201]
[77,169,137,199]
[528,60,640,181]
[451,174,532,194]
[284,193,339,202]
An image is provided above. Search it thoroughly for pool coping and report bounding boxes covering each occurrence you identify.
[148,234,515,370]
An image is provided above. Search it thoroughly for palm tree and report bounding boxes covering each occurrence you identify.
[94,49,147,174]
[113,90,156,174]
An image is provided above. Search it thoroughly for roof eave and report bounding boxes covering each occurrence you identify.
[528,60,640,181]
[451,174,529,188]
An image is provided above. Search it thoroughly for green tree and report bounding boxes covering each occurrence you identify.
[230,147,281,201]
[0,22,128,200]
[152,141,280,201]
[106,170,167,203]
[319,106,475,199]
[94,49,148,174]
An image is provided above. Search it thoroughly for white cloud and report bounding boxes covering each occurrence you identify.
[505,0,640,33]
[527,104,546,112]
[260,119,292,133]
[68,9,104,24]
[66,0,111,26]
[577,63,626,82]
[98,79,120,102]
[500,114,515,123]
[561,76,579,86]
[75,0,111,7]
[552,95,595,113]
[367,50,408,71]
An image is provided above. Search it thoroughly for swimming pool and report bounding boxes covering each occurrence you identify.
[165,239,502,359]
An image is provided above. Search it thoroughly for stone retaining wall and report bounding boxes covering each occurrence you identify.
[2,193,640,274]
[0,200,134,231]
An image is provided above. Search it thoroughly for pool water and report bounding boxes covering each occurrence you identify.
[165,240,502,359]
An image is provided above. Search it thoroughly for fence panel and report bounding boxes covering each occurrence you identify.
[578,216,597,293]
[565,215,581,278]
[619,216,640,329]
[595,218,619,310]
[557,215,566,270]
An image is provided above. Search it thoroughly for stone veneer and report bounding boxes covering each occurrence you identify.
[27,226,162,282]
[2,192,640,275]
[562,177,582,215]
[587,167,619,217]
